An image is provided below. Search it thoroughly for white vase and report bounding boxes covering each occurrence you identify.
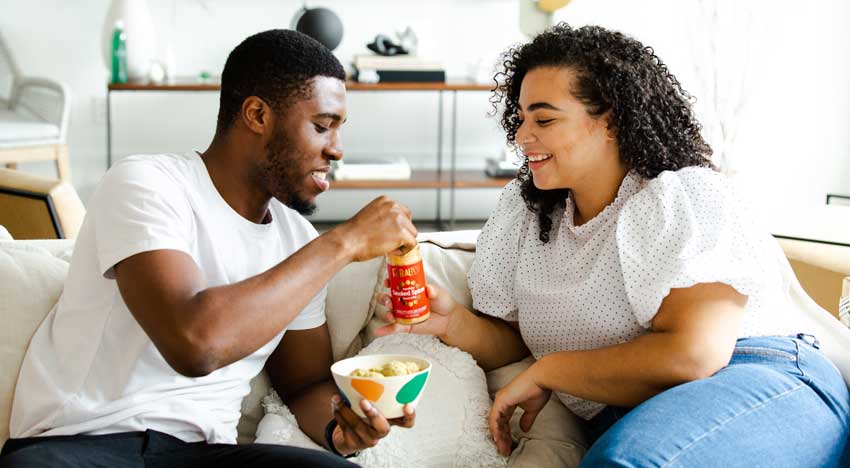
[163,42,177,82]
[103,0,157,81]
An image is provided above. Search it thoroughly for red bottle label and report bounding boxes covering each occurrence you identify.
[387,259,430,322]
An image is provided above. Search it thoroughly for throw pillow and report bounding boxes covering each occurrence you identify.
[255,334,507,468]
[325,256,385,360]
[0,242,70,444]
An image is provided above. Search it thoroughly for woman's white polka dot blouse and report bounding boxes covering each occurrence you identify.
[468,167,798,419]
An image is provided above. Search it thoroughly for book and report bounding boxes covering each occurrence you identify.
[352,53,443,71]
[331,158,412,181]
[353,68,446,83]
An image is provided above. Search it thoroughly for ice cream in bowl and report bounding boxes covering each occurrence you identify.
[330,354,431,419]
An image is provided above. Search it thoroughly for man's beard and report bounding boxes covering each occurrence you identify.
[261,128,317,216]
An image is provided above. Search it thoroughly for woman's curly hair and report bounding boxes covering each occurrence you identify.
[491,23,714,243]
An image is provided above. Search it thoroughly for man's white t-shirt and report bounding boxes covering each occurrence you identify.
[10,152,326,444]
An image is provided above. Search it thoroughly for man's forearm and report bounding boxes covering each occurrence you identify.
[442,306,529,371]
[284,379,338,449]
[183,230,353,372]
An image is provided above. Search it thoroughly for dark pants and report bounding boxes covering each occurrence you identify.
[0,429,357,468]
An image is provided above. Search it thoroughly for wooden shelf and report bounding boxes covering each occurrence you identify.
[330,170,513,189]
[106,77,496,225]
[108,78,492,92]
[346,81,492,91]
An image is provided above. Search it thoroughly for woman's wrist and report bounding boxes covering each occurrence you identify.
[439,303,470,345]
[529,354,553,391]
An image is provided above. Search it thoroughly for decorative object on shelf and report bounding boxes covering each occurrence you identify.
[148,61,165,84]
[102,0,157,81]
[163,43,177,83]
[466,57,494,85]
[162,0,178,83]
[396,26,418,55]
[366,34,409,56]
[291,4,343,51]
[109,21,128,84]
[485,145,522,178]
[330,158,412,181]
[352,53,445,83]
[519,0,571,37]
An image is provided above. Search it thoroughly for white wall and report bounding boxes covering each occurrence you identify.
[4,0,850,222]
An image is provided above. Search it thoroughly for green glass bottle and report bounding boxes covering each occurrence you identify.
[111,20,128,84]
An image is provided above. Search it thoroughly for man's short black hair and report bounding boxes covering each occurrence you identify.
[216,29,346,133]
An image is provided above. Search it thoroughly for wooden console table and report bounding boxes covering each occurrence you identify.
[106,78,513,228]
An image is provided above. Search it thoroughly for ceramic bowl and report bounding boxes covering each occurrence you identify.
[330,353,431,419]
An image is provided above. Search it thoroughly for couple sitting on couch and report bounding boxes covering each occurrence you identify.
[2,26,848,468]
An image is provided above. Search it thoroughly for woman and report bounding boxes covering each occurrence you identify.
[376,24,850,467]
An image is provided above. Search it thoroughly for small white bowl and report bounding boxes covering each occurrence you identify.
[330,354,431,419]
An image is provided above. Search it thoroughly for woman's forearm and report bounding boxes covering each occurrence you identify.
[530,283,745,407]
[531,330,728,407]
[441,306,529,371]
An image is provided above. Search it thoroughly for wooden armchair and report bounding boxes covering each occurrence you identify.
[0,168,84,239]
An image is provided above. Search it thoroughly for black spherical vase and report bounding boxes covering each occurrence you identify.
[292,7,343,51]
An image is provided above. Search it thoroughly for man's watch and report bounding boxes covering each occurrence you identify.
[324,419,359,459]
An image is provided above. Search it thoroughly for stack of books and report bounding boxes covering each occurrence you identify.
[352,54,445,83]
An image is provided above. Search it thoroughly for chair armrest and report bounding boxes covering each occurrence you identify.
[10,76,71,142]
[841,277,850,327]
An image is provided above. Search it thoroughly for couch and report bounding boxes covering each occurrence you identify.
[2,231,849,460]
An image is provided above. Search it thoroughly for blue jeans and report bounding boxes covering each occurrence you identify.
[581,335,850,468]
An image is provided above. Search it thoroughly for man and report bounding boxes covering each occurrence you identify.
[1,29,418,467]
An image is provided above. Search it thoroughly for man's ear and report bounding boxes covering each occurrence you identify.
[240,96,272,135]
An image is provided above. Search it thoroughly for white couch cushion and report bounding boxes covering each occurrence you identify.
[0,240,71,446]
[326,256,386,360]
